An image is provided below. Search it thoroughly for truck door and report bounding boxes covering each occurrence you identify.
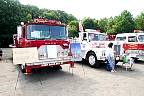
[81,33,88,50]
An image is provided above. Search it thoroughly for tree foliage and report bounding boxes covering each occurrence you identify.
[98,18,108,33]
[82,17,99,31]
[0,0,22,47]
[0,0,77,47]
[114,10,135,34]
[106,10,135,34]
[0,0,144,47]
[135,12,144,31]
[106,17,117,34]
[68,21,79,37]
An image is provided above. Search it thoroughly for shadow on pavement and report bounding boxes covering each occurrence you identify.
[76,61,143,72]
[134,60,144,65]
[16,65,76,83]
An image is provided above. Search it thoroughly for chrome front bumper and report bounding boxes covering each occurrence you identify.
[25,57,72,66]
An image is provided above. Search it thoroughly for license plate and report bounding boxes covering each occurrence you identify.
[41,62,61,66]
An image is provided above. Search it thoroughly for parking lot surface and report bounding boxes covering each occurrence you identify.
[0,48,144,96]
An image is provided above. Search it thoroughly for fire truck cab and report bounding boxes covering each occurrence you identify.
[12,19,74,74]
[115,32,144,60]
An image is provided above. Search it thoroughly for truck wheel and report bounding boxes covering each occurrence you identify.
[53,65,62,70]
[87,52,99,68]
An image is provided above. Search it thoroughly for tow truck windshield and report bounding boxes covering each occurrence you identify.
[88,33,106,41]
[27,24,67,40]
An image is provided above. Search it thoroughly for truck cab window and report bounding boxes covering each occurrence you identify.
[128,36,137,42]
[138,35,144,42]
[116,37,126,41]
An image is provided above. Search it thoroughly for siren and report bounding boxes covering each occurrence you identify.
[34,18,46,22]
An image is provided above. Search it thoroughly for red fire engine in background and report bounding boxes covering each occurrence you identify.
[11,18,74,74]
[114,32,144,61]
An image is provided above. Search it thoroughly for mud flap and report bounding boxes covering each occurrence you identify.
[70,61,75,68]
[25,65,32,75]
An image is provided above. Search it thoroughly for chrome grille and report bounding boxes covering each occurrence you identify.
[114,45,121,55]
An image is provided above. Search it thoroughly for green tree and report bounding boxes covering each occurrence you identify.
[0,0,77,47]
[67,14,77,23]
[41,10,58,20]
[68,21,79,37]
[82,17,99,30]
[98,18,108,33]
[106,10,135,34]
[135,12,144,31]
[106,17,117,34]
[0,0,22,47]
[115,10,135,33]
[40,9,77,24]
[26,13,33,22]
[22,5,40,19]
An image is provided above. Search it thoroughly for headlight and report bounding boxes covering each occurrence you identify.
[139,50,144,55]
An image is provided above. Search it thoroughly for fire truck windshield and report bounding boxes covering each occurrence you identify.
[88,33,106,41]
[138,35,144,42]
[27,24,67,40]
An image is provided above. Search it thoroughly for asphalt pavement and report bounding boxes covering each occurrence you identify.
[0,48,144,96]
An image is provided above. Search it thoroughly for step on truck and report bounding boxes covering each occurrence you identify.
[70,29,120,68]
[11,18,74,74]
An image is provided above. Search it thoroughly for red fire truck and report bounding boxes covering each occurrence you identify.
[114,32,144,61]
[11,18,74,74]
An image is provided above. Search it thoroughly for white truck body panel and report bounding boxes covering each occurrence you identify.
[13,45,72,66]
[13,47,39,65]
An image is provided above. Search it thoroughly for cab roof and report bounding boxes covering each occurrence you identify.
[116,33,144,37]
[81,31,106,35]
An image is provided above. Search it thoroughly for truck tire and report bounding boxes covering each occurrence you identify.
[52,65,62,70]
[86,52,99,68]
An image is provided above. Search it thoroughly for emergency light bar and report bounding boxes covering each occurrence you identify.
[85,29,96,32]
[85,29,100,32]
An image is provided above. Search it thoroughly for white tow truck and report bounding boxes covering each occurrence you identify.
[70,29,120,68]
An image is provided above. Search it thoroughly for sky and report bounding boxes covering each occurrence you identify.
[19,0,144,19]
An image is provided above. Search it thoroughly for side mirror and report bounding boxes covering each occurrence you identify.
[88,36,92,42]
[17,26,22,38]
